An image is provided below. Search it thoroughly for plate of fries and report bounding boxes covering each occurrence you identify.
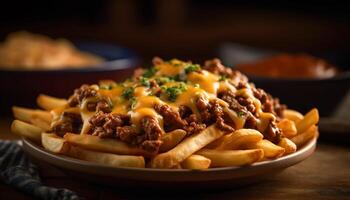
[11,58,319,187]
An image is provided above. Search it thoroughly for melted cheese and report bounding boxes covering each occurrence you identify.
[89,59,279,136]
[156,62,184,77]
[187,71,219,94]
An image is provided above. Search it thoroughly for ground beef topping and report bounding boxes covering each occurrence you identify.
[196,96,234,133]
[68,84,98,107]
[87,111,163,153]
[154,104,187,132]
[51,112,82,137]
[204,58,248,85]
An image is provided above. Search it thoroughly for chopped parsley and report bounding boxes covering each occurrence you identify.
[219,75,228,81]
[140,77,150,87]
[130,97,137,109]
[155,77,173,85]
[193,83,200,88]
[143,67,157,78]
[122,87,134,100]
[184,64,201,74]
[161,83,188,102]
[99,84,113,90]
[237,111,245,118]
[122,87,137,108]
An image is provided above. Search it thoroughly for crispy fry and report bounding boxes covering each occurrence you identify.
[12,106,51,130]
[291,125,318,147]
[37,94,67,111]
[283,109,303,123]
[67,145,145,168]
[245,139,285,159]
[197,149,264,167]
[277,119,297,138]
[42,133,70,154]
[215,129,263,150]
[64,133,151,156]
[278,137,297,155]
[181,155,211,170]
[11,120,43,143]
[159,129,187,152]
[296,108,319,134]
[151,125,224,168]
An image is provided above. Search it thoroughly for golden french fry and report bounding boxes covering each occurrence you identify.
[215,129,263,150]
[151,125,224,168]
[64,133,151,156]
[291,125,318,147]
[12,106,52,130]
[37,94,67,111]
[296,108,319,134]
[245,139,285,159]
[277,119,297,138]
[278,137,297,155]
[181,155,211,170]
[283,109,303,123]
[67,145,145,168]
[11,120,43,143]
[159,129,187,152]
[197,149,264,167]
[42,133,70,154]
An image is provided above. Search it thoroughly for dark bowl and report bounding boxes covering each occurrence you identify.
[247,71,350,117]
[0,42,139,115]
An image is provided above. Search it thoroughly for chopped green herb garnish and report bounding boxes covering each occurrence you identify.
[161,83,188,102]
[219,75,228,81]
[143,67,157,78]
[99,85,113,90]
[140,77,150,87]
[155,77,173,85]
[237,111,245,118]
[130,97,137,109]
[193,83,200,88]
[122,87,134,100]
[184,64,201,74]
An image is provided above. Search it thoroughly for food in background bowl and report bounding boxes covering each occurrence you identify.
[236,54,339,79]
[11,57,319,169]
[0,31,104,69]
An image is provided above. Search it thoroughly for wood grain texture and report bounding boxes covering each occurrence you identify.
[0,143,349,200]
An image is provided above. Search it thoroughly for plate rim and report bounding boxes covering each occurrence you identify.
[23,136,317,182]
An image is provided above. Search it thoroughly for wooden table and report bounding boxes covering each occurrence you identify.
[1,118,349,200]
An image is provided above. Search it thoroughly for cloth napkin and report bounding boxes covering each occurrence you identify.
[0,140,80,200]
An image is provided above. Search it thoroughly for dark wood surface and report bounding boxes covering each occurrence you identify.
[1,119,349,200]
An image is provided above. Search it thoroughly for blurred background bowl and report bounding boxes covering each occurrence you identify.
[220,43,350,117]
[246,73,350,117]
[0,42,139,115]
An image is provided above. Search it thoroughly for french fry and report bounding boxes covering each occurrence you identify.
[278,137,297,155]
[277,119,297,138]
[296,108,319,134]
[197,149,264,167]
[245,139,285,159]
[11,120,43,143]
[159,129,187,152]
[283,109,303,123]
[151,125,224,168]
[291,125,318,147]
[215,129,263,150]
[67,145,145,168]
[64,133,151,156]
[42,133,70,154]
[44,133,145,168]
[37,94,67,111]
[181,155,211,170]
[12,106,52,130]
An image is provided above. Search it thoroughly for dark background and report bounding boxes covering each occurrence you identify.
[0,0,349,66]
